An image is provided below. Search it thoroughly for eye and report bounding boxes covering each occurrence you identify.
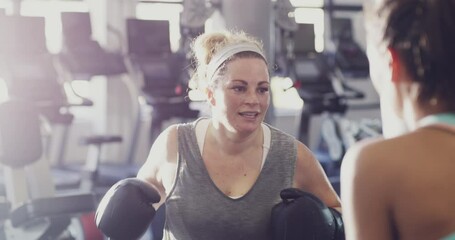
[232,86,247,92]
[257,87,269,94]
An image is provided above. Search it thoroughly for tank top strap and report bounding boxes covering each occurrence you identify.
[417,113,455,134]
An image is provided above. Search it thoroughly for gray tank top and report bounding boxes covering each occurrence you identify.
[163,121,297,240]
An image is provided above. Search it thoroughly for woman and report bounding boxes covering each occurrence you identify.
[341,0,455,239]
[136,31,341,239]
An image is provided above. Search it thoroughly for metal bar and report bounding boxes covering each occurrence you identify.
[138,0,183,4]
[294,3,362,12]
[323,4,363,12]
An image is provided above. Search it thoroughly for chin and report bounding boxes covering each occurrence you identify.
[235,117,263,132]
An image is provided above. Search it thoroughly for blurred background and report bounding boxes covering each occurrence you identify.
[0,0,382,239]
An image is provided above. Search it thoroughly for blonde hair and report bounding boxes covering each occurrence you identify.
[189,31,266,91]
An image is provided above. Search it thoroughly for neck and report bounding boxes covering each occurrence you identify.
[208,120,263,155]
[404,98,451,130]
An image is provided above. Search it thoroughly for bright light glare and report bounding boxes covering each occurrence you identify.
[20,0,88,53]
[67,80,91,99]
[281,77,294,90]
[294,8,325,52]
[271,76,303,110]
[0,1,11,14]
[290,0,324,8]
[188,89,206,102]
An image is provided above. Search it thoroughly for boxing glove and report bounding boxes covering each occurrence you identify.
[95,178,161,240]
[271,188,345,240]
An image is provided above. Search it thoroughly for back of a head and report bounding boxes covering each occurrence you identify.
[189,31,266,92]
[366,0,455,111]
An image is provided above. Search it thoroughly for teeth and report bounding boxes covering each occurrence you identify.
[240,112,257,116]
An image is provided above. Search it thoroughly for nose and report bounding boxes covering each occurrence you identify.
[245,89,260,104]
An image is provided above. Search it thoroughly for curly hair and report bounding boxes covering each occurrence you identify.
[189,31,266,91]
[366,0,455,110]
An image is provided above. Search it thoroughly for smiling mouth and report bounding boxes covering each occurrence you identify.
[239,112,259,118]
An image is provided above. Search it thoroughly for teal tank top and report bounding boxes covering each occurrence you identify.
[442,233,455,240]
[163,121,297,240]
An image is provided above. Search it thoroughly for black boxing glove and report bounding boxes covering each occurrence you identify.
[95,178,161,240]
[271,188,345,240]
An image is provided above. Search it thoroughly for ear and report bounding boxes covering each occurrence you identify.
[387,47,404,84]
[205,87,216,106]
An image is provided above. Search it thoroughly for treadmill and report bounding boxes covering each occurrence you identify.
[58,12,141,193]
[126,18,199,144]
[0,15,87,192]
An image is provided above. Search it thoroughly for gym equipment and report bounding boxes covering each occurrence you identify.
[0,197,10,239]
[60,12,128,78]
[272,188,344,240]
[95,178,160,240]
[273,0,298,78]
[331,17,369,78]
[179,1,206,67]
[0,99,97,239]
[291,23,365,151]
[0,15,90,192]
[126,18,199,144]
[148,11,207,239]
[287,22,370,194]
[0,197,10,222]
[58,11,142,193]
[180,0,214,29]
[323,1,369,78]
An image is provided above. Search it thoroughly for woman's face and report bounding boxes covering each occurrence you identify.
[208,57,270,134]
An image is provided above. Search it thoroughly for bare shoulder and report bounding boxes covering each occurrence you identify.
[343,136,401,172]
[342,136,410,196]
[340,136,404,239]
[294,140,320,182]
[340,134,419,200]
[137,124,179,183]
[294,140,341,208]
[341,131,455,239]
[148,124,179,163]
[295,140,314,160]
[342,129,451,176]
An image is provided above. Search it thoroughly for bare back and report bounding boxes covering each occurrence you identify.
[342,127,455,240]
[392,128,455,240]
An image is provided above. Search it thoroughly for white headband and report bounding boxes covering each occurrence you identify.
[206,42,266,82]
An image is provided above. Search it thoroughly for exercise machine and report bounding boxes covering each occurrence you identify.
[148,2,213,237]
[126,18,200,144]
[286,22,370,193]
[0,99,97,240]
[58,11,141,193]
[273,0,298,79]
[0,15,90,192]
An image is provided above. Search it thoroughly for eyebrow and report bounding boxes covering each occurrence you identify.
[230,79,270,86]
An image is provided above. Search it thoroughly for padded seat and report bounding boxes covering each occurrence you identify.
[51,168,83,191]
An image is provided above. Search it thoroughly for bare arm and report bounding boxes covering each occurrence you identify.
[340,141,395,240]
[137,125,179,208]
[293,141,342,211]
